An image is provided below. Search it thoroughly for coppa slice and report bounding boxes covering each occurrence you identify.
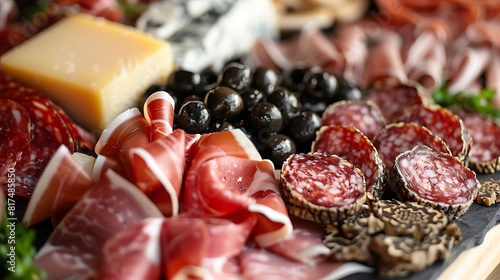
[453,109,500,173]
[363,83,431,123]
[398,105,471,163]
[280,153,366,226]
[321,100,386,140]
[372,122,452,172]
[312,125,386,199]
[390,145,479,219]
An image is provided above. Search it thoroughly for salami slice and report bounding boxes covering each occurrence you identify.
[0,128,30,186]
[453,109,500,173]
[321,100,386,140]
[312,125,386,199]
[143,91,175,141]
[363,83,431,123]
[0,98,31,139]
[372,122,451,172]
[280,153,366,226]
[390,145,479,219]
[398,105,471,163]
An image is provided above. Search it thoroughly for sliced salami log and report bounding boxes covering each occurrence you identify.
[280,153,366,226]
[372,122,452,172]
[363,83,431,123]
[22,145,94,227]
[0,98,31,139]
[322,100,386,140]
[390,145,479,219]
[453,109,500,173]
[0,128,30,186]
[312,125,387,199]
[398,105,471,163]
[143,91,175,141]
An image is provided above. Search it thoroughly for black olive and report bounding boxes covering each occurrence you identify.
[261,134,296,167]
[251,67,279,95]
[218,62,252,91]
[139,84,168,113]
[200,69,218,92]
[183,95,202,104]
[249,102,283,135]
[178,101,211,134]
[204,86,244,121]
[240,87,266,111]
[210,121,235,132]
[167,69,202,93]
[305,71,338,101]
[288,111,321,147]
[267,87,302,121]
[334,76,363,101]
[281,65,320,93]
[300,95,327,115]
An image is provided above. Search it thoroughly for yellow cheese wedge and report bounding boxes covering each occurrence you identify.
[1,13,173,133]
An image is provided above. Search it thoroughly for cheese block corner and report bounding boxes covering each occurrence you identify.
[0,13,174,133]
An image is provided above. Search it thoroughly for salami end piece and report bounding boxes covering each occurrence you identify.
[390,146,479,219]
[321,100,386,140]
[312,125,387,199]
[280,153,366,226]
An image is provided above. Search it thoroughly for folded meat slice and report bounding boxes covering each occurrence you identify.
[129,129,186,216]
[92,155,126,182]
[447,46,491,94]
[99,218,164,280]
[23,145,94,227]
[162,212,256,280]
[95,108,150,165]
[34,170,162,280]
[143,91,175,141]
[486,51,500,108]
[184,156,292,247]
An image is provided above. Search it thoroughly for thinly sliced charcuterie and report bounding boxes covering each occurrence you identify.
[22,145,94,227]
[92,155,126,182]
[130,129,186,216]
[280,153,366,226]
[390,145,479,219]
[184,156,292,247]
[312,125,387,199]
[453,109,500,173]
[321,100,386,140]
[0,128,30,186]
[99,218,163,280]
[372,122,452,172]
[398,105,472,163]
[34,170,162,280]
[363,83,431,123]
[0,98,31,139]
[143,91,175,141]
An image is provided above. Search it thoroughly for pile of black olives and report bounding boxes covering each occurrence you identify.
[141,62,362,167]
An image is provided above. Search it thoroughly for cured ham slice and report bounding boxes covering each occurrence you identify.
[23,145,94,227]
[99,218,163,280]
[71,152,96,177]
[184,156,292,247]
[162,212,256,279]
[130,129,186,216]
[486,51,500,108]
[92,155,126,182]
[95,108,150,165]
[34,170,162,280]
[447,46,490,94]
[143,91,175,141]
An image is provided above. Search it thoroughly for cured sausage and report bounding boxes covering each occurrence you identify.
[280,153,366,226]
[453,109,500,173]
[390,145,479,219]
[312,125,386,199]
[363,83,431,123]
[398,105,472,163]
[372,122,451,172]
[321,100,386,140]
[0,98,31,139]
[0,128,30,186]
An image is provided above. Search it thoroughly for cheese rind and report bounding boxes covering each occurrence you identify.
[1,13,173,133]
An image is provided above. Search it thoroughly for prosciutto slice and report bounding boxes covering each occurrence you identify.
[95,108,150,165]
[184,156,292,247]
[34,170,162,280]
[99,218,164,280]
[23,145,94,227]
[446,46,490,94]
[130,129,186,216]
[143,91,175,141]
[91,155,126,182]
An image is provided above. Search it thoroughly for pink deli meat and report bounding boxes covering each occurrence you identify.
[143,91,175,141]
